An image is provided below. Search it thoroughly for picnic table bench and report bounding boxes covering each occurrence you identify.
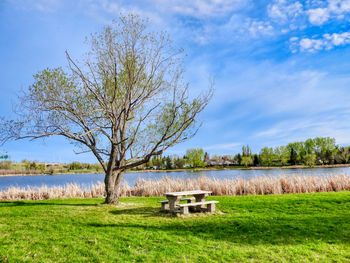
[159,190,218,214]
[158,197,195,210]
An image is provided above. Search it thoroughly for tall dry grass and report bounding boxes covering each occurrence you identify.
[1,174,350,201]
[0,169,44,176]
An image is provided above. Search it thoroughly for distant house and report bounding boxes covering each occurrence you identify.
[206,157,237,167]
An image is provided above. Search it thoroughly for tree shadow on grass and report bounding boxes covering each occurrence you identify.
[87,206,350,245]
[110,206,174,217]
[0,201,100,207]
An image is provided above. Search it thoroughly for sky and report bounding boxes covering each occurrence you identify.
[1,0,350,163]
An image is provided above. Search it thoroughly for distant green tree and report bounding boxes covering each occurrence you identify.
[174,157,185,169]
[242,145,252,157]
[29,161,38,170]
[164,156,173,169]
[92,163,102,171]
[304,153,316,166]
[234,153,242,165]
[146,158,154,168]
[336,147,350,164]
[38,163,46,172]
[81,163,91,169]
[259,147,275,166]
[69,162,82,170]
[152,156,163,169]
[325,149,336,164]
[241,156,253,167]
[203,152,210,164]
[287,142,304,164]
[185,148,206,168]
[274,146,289,166]
[253,154,260,166]
[313,137,337,164]
[289,148,297,165]
[0,161,12,170]
[304,139,315,155]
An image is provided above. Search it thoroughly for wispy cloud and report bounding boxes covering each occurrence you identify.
[148,0,248,18]
[267,0,304,24]
[8,0,62,12]
[195,57,350,152]
[290,32,350,52]
[203,142,241,151]
[253,109,350,146]
[307,0,350,25]
[307,8,330,25]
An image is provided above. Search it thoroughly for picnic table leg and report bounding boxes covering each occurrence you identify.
[167,196,181,213]
[180,206,189,215]
[161,202,169,211]
[194,194,208,211]
[207,203,216,213]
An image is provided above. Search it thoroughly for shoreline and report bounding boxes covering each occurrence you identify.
[129,163,350,173]
[1,163,350,177]
[0,171,103,178]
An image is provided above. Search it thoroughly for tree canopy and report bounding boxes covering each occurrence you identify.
[0,14,213,203]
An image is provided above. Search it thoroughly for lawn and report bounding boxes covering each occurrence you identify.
[0,192,349,262]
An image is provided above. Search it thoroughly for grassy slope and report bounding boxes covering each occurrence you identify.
[0,192,349,262]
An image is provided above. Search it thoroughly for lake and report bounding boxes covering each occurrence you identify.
[1,167,350,191]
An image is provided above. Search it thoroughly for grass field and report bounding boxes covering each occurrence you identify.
[0,192,349,262]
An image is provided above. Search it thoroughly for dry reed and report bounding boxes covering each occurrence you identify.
[0,169,44,176]
[1,174,350,201]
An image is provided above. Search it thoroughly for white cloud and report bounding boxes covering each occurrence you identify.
[307,0,350,25]
[81,0,164,25]
[268,0,304,22]
[308,7,329,25]
[8,0,350,53]
[245,19,274,38]
[324,32,350,46]
[180,14,277,45]
[300,38,324,51]
[290,31,350,52]
[149,0,248,18]
[328,0,350,14]
[8,0,62,12]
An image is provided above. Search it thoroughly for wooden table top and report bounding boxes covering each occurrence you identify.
[164,190,212,197]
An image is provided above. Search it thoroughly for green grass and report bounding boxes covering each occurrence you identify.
[1,192,350,262]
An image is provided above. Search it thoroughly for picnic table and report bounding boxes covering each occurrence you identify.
[158,190,218,214]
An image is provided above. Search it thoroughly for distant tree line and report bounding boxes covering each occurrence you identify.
[137,137,350,169]
[67,162,102,171]
[215,137,350,167]
[0,137,348,171]
[135,148,207,170]
[0,160,103,173]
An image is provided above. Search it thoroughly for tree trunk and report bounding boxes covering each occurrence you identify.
[104,170,125,204]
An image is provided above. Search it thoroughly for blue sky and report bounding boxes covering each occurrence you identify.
[1,0,350,162]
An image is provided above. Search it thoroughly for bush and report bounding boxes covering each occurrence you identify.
[38,163,46,172]
[241,156,253,167]
[81,163,91,169]
[69,162,82,170]
[0,161,12,170]
[304,154,316,166]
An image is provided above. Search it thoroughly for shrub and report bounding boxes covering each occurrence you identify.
[69,162,82,170]
[0,161,12,170]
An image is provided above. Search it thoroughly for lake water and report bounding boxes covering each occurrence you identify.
[0,167,350,191]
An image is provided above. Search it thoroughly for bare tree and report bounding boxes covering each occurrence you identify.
[0,14,213,204]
